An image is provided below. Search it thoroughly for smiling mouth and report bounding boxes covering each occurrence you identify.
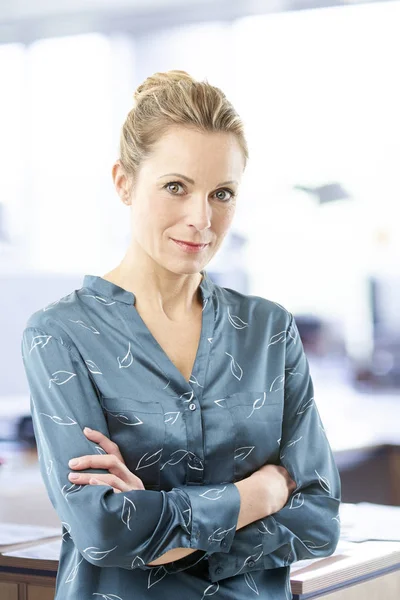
[171,238,209,247]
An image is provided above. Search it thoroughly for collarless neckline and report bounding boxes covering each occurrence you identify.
[81,269,215,305]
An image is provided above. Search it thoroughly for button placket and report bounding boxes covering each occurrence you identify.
[183,292,215,485]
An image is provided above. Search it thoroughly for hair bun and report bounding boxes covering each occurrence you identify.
[133,70,195,103]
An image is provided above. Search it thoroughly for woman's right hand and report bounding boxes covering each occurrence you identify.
[251,464,297,516]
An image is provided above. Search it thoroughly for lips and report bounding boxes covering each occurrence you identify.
[171,238,209,247]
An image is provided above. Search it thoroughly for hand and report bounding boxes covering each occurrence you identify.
[67,427,145,493]
[252,464,297,516]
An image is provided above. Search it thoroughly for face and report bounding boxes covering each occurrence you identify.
[112,126,245,276]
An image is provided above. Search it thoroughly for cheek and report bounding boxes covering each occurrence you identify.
[214,205,235,232]
[130,196,161,232]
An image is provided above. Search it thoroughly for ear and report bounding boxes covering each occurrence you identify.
[112,160,132,204]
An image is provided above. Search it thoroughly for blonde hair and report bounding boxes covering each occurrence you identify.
[118,70,248,188]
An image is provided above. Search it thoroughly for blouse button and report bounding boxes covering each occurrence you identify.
[220,539,227,548]
[215,566,223,575]
[247,559,256,567]
[189,403,196,410]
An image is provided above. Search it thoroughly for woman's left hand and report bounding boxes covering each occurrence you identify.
[67,427,145,493]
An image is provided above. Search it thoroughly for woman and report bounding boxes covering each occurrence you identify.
[21,70,341,599]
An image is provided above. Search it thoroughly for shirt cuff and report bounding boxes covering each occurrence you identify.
[175,482,241,554]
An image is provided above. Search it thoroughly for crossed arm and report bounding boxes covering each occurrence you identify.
[21,311,340,582]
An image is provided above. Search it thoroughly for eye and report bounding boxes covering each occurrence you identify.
[213,188,235,202]
[164,181,185,195]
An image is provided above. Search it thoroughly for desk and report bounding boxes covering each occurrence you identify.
[1,538,400,599]
[290,540,400,599]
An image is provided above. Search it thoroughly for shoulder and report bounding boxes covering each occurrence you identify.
[212,283,292,331]
[23,286,88,347]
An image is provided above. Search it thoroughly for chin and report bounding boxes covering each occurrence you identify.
[162,260,206,276]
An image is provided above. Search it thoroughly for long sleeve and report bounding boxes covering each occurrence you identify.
[206,312,341,583]
[21,325,241,571]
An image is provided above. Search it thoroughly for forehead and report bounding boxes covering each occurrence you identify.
[143,126,245,179]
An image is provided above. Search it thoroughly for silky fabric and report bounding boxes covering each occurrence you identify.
[21,269,341,599]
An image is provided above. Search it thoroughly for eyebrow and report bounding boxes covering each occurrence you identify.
[157,173,238,187]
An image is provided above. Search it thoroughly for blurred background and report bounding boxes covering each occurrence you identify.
[1,0,399,536]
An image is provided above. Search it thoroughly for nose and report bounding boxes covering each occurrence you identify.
[186,195,212,232]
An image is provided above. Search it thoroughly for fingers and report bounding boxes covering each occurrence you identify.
[69,472,132,492]
[68,452,132,483]
[71,427,146,491]
[83,427,125,464]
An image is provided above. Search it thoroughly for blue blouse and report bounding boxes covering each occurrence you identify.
[21,269,341,599]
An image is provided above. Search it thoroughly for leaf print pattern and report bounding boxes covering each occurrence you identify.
[105,410,143,426]
[93,594,123,600]
[270,374,285,392]
[244,572,259,595]
[258,520,275,535]
[189,374,203,387]
[175,493,192,530]
[160,449,188,470]
[48,370,77,388]
[62,483,82,501]
[315,469,331,493]
[131,555,146,569]
[234,446,255,461]
[148,566,168,588]
[302,539,330,550]
[251,544,264,563]
[188,452,204,471]
[246,392,266,418]
[227,306,249,329]
[47,459,53,475]
[199,486,228,501]
[208,525,236,543]
[227,546,263,578]
[267,330,286,347]
[283,549,294,566]
[280,436,303,459]
[285,366,303,378]
[83,545,118,561]
[225,352,243,381]
[136,449,163,470]
[213,398,225,407]
[84,359,103,374]
[61,521,72,542]
[289,492,304,509]
[81,293,116,306]
[29,333,52,353]
[179,390,194,403]
[121,496,136,531]
[65,554,84,583]
[287,319,298,343]
[164,411,180,425]
[297,396,314,415]
[68,319,100,334]
[40,413,77,425]
[201,582,219,598]
[117,342,133,369]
